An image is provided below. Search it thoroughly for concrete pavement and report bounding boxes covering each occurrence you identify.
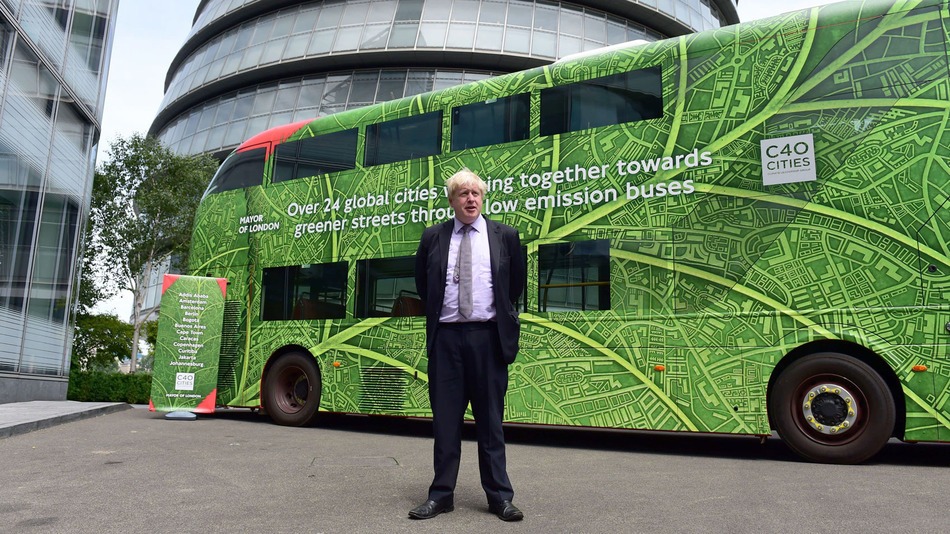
[0,400,947,532]
[0,400,130,439]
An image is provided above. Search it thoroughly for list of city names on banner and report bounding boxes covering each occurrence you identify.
[149,275,227,414]
[174,291,210,370]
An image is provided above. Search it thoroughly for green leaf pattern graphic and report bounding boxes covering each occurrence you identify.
[189,0,950,441]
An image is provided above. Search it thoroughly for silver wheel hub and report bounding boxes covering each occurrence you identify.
[801,383,858,435]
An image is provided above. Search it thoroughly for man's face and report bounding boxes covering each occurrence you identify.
[449,183,483,224]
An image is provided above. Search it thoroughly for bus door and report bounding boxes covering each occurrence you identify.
[667,182,818,433]
[915,182,950,413]
[197,142,269,405]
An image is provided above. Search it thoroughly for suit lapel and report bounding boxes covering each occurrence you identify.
[437,219,454,282]
[485,216,501,279]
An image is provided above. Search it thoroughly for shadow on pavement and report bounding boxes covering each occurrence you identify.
[192,407,947,467]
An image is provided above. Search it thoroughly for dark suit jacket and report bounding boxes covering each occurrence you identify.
[415,216,525,364]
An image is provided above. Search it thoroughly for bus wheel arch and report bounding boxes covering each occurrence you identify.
[767,341,903,464]
[261,346,322,427]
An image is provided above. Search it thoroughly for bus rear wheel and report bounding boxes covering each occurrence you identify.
[769,352,894,464]
[263,352,322,426]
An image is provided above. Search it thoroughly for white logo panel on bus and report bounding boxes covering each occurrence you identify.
[761,134,817,186]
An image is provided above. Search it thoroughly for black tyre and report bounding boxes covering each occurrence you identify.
[769,352,895,464]
[262,352,322,426]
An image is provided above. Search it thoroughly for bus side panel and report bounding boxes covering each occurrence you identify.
[190,191,253,406]
[907,0,950,442]
[187,0,950,442]
[748,1,950,440]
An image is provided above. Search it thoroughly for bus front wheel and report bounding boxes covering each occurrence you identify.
[769,352,894,464]
[262,352,322,426]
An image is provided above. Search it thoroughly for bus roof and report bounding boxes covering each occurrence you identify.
[237,118,313,152]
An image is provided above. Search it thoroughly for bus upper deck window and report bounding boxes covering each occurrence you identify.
[273,128,358,183]
[540,66,663,136]
[203,147,266,197]
[451,93,530,151]
[364,111,443,167]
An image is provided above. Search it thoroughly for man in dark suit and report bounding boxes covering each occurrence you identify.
[409,169,526,522]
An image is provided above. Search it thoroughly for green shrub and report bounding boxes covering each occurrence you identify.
[67,370,153,404]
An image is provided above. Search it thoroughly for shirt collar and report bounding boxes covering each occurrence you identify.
[454,215,485,234]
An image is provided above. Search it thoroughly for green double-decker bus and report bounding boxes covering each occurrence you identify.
[189,0,950,463]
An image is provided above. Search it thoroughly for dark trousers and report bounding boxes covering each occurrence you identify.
[427,322,513,505]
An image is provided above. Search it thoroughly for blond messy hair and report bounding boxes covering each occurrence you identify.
[445,168,488,199]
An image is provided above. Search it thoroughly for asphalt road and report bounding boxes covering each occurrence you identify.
[1,407,947,533]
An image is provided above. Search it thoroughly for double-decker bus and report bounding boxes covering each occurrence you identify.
[189,0,950,463]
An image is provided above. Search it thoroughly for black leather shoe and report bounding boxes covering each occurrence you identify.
[488,500,524,521]
[408,499,454,520]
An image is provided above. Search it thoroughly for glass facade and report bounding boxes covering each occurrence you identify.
[151,0,739,157]
[159,68,501,156]
[187,0,729,45]
[161,0,670,109]
[0,0,117,402]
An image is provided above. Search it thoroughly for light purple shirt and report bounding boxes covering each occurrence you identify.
[440,215,495,322]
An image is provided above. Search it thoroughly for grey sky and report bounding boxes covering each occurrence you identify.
[96,1,199,163]
[92,0,840,317]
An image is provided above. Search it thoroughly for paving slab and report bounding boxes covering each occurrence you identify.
[0,400,130,439]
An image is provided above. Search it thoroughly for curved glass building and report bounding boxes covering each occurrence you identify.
[0,0,118,402]
[151,0,739,158]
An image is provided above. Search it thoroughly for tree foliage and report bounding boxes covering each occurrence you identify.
[87,134,219,371]
[71,313,133,372]
[144,319,159,349]
[139,320,159,372]
[76,215,113,316]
